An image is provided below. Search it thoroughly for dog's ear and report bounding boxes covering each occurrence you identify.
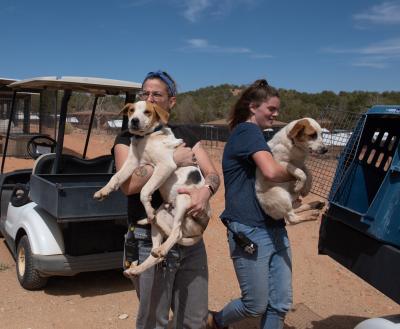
[119,103,134,116]
[304,120,316,135]
[288,119,315,139]
[148,102,170,125]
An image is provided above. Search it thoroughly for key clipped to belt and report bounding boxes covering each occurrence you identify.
[221,219,258,255]
[233,232,257,254]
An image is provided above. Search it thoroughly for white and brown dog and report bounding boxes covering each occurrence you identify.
[94,101,210,275]
[256,118,327,224]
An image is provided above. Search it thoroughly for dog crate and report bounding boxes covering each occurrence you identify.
[325,106,400,247]
[317,105,400,304]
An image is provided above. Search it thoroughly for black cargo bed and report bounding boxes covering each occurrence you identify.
[30,174,127,222]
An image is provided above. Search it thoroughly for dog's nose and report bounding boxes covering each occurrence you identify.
[130,118,140,130]
[320,146,328,154]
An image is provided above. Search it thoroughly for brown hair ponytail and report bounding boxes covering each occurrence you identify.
[228,79,279,130]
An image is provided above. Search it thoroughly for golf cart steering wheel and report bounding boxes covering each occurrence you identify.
[26,135,57,159]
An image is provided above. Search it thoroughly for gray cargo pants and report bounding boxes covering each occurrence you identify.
[132,227,208,329]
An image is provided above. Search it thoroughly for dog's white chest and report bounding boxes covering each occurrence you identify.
[132,129,183,165]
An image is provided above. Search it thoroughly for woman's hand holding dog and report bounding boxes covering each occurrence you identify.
[177,142,220,218]
[173,143,197,167]
[178,186,211,218]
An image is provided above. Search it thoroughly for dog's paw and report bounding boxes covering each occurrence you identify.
[314,200,326,210]
[285,218,300,225]
[123,267,139,278]
[93,188,111,201]
[151,247,166,259]
[123,262,142,278]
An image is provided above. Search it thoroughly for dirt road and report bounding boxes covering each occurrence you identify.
[1,194,398,329]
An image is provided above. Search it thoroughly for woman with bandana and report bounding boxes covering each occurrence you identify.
[113,70,220,329]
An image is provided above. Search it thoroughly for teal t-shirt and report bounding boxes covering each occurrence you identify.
[220,122,285,227]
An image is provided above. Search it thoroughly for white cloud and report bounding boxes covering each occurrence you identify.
[352,58,388,69]
[322,38,400,69]
[185,38,251,53]
[181,38,272,59]
[324,38,400,56]
[181,0,257,22]
[353,1,400,25]
[187,38,210,48]
[183,0,211,22]
[122,0,258,22]
[211,0,256,18]
[359,38,400,55]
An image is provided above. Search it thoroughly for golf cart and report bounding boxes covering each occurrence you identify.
[0,76,141,290]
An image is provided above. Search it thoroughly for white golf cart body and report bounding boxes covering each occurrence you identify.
[0,76,141,289]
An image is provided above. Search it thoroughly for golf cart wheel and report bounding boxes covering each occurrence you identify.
[16,236,48,290]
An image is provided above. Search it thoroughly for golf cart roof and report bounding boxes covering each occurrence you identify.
[8,76,141,95]
[0,77,18,86]
[0,78,18,92]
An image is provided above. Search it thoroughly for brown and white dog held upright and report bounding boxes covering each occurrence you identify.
[255,118,327,224]
[94,101,210,275]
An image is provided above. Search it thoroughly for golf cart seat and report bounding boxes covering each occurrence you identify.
[32,153,115,175]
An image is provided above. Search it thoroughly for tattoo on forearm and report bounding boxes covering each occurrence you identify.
[134,166,148,178]
[205,173,220,193]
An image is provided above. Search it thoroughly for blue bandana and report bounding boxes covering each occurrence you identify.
[143,71,177,96]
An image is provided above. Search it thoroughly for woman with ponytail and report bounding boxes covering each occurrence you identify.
[207,79,294,329]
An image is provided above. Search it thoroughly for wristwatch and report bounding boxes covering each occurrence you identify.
[204,184,215,196]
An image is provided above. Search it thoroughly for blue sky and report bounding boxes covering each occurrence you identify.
[1,0,400,93]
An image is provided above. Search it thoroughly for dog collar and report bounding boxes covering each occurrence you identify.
[153,124,163,133]
[131,124,164,140]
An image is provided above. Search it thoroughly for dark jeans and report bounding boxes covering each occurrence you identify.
[132,227,208,329]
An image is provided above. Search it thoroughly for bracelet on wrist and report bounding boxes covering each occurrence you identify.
[204,184,215,196]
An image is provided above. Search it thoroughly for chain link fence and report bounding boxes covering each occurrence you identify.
[186,109,365,200]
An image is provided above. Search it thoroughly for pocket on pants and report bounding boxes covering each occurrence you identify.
[137,239,153,264]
